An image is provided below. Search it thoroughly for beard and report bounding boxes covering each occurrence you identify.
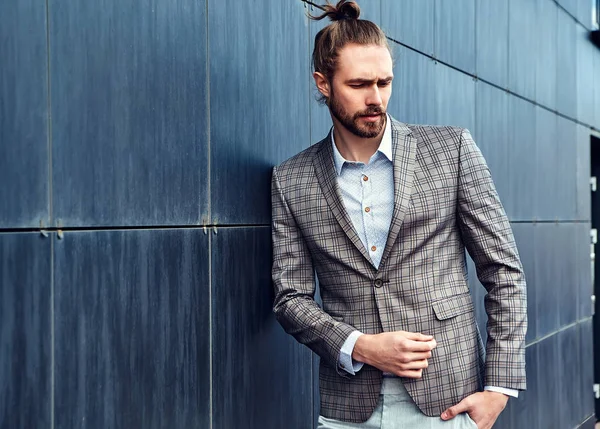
[329,93,386,138]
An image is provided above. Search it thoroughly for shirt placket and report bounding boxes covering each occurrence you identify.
[360,165,380,267]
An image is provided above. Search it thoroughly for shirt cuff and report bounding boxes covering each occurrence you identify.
[484,386,519,398]
[338,331,365,375]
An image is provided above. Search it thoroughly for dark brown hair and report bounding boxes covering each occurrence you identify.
[309,0,391,104]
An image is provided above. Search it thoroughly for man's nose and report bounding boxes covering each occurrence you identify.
[366,86,383,106]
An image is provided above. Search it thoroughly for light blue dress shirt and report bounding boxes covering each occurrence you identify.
[332,115,518,398]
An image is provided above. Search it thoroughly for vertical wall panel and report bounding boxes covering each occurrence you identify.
[51,0,208,227]
[381,0,434,55]
[475,0,509,88]
[535,107,558,219]
[559,224,579,326]
[474,83,510,211]
[557,8,578,119]
[578,222,594,319]
[579,319,595,421]
[0,1,49,228]
[537,336,560,429]
[388,45,437,125]
[508,96,537,221]
[578,125,591,221]
[210,1,309,225]
[559,0,580,20]
[211,227,313,429]
[535,0,557,110]
[511,343,539,428]
[0,233,51,429]
[511,223,537,344]
[434,0,476,73]
[508,0,537,100]
[577,25,596,126]
[54,230,209,429]
[435,65,475,129]
[534,224,560,338]
[558,325,582,428]
[556,116,579,220]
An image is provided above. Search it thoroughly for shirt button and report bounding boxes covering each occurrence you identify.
[363,175,369,181]
[365,207,371,213]
[371,245,377,251]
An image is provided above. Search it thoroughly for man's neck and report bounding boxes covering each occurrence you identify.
[332,116,386,164]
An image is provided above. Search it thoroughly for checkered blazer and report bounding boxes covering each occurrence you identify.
[271,118,527,423]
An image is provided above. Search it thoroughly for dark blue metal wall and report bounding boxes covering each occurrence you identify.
[1,0,599,428]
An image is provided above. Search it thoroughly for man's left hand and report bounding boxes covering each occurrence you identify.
[440,391,509,429]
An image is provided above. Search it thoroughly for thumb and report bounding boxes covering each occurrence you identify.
[441,399,469,421]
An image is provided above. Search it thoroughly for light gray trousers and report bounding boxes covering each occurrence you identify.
[318,378,478,429]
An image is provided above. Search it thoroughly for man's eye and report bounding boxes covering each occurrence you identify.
[350,84,364,88]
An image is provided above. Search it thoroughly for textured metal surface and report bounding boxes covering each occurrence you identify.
[475,0,509,88]
[0,233,51,429]
[381,0,434,55]
[508,0,537,100]
[535,107,558,219]
[510,343,538,428]
[474,82,510,209]
[535,0,558,110]
[50,0,208,227]
[435,64,475,129]
[577,222,593,319]
[578,125,592,221]
[558,325,582,428]
[508,96,537,221]
[556,116,579,220]
[209,1,309,225]
[434,0,475,74]
[53,230,210,429]
[534,223,561,338]
[579,319,595,420]
[511,223,537,344]
[557,7,578,119]
[0,0,49,228]
[577,24,596,127]
[211,227,313,429]
[388,45,436,125]
[558,225,579,326]
[537,335,560,429]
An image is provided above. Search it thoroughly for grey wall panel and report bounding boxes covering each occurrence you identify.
[577,0,596,29]
[534,224,560,338]
[0,233,51,429]
[559,0,579,20]
[510,343,539,428]
[556,116,579,220]
[536,335,560,429]
[50,0,208,227]
[475,0,509,88]
[474,83,510,212]
[388,45,437,125]
[211,227,313,429]
[535,107,558,219]
[579,319,595,420]
[535,0,557,110]
[0,1,49,228]
[511,223,537,344]
[210,1,309,225]
[558,224,578,326]
[381,0,434,55]
[434,0,475,74]
[577,125,591,221]
[54,230,209,429]
[557,9,578,119]
[558,325,582,428]
[435,65,475,129]
[595,48,600,131]
[577,222,593,319]
[508,0,537,100]
[577,25,596,127]
[508,96,537,221]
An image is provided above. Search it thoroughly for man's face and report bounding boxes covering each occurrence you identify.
[325,43,393,138]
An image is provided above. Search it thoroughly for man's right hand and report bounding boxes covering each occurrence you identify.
[351,331,437,378]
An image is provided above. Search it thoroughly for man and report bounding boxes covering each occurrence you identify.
[271,1,527,428]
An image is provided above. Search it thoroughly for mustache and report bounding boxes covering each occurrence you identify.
[355,107,385,118]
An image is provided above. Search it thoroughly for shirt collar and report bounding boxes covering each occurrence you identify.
[331,114,393,176]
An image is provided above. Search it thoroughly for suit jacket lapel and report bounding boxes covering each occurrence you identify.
[313,132,374,266]
[379,120,417,269]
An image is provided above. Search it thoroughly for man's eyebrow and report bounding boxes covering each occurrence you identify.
[346,76,394,84]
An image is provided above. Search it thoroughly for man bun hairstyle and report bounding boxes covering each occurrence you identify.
[309,0,391,104]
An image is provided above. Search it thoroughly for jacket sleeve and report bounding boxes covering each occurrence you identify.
[271,166,356,370]
[456,129,527,391]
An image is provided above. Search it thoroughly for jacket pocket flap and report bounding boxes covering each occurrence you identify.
[432,293,474,321]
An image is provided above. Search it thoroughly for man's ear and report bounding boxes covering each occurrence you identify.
[313,72,331,100]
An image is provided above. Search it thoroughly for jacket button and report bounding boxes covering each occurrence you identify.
[374,279,383,288]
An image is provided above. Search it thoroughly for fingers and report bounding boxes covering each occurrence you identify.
[397,368,423,379]
[403,332,434,342]
[400,359,429,370]
[403,338,437,353]
[441,398,469,421]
